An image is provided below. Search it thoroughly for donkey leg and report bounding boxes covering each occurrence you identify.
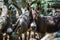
[24,32,28,40]
[27,28,33,40]
[3,33,7,40]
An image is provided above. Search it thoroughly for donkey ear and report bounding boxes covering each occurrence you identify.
[21,8,25,13]
[21,8,24,11]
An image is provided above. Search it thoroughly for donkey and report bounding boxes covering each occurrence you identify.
[12,7,34,40]
[30,7,60,40]
[0,5,14,40]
